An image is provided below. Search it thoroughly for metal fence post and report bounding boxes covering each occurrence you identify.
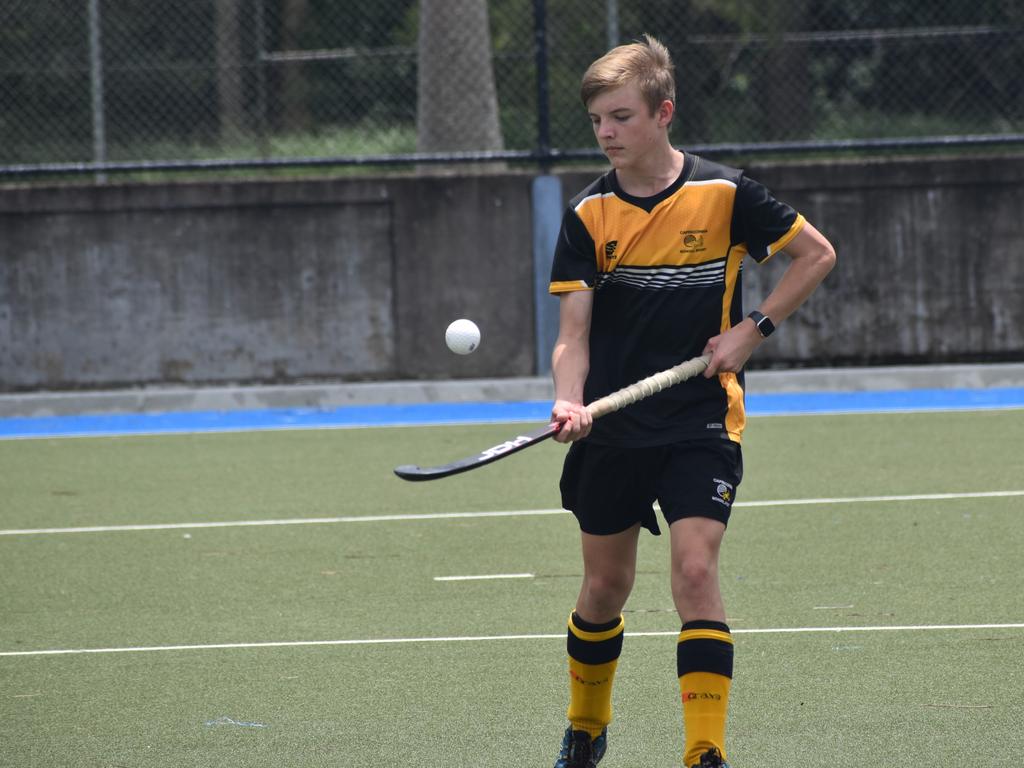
[88,0,107,181]
[254,0,270,155]
[532,0,551,167]
[606,0,619,49]
[531,0,562,376]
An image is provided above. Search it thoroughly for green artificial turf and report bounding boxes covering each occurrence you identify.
[1,409,1022,766]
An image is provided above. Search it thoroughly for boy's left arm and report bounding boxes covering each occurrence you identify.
[704,221,836,377]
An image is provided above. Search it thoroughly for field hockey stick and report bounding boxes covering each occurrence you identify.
[393,353,711,481]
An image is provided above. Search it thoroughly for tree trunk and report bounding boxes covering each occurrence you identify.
[416,0,504,168]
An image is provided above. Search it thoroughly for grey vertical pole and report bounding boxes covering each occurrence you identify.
[532,175,563,376]
[606,0,619,49]
[88,0,107,182]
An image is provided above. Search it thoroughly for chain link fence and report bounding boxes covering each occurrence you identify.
[2,0,1022,175]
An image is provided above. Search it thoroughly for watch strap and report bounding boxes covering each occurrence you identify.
[748,310,775,338]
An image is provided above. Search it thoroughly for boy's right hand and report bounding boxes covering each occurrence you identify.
[551,399,592,443]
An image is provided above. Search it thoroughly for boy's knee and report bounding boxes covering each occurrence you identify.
[580,569,635,617]
[586,568,634,598]
[672,558,715,597]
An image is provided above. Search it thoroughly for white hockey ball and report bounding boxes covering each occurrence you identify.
[445,319,481,355]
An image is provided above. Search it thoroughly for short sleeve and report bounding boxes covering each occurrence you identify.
[733,175,805,263]
[549,207,597,293]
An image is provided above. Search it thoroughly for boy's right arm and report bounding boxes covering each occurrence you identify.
[551,290,594,443]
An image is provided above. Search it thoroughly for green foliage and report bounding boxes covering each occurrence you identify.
[1,0,1021,167]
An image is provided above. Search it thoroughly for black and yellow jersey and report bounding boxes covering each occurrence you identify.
[549,153,805,446]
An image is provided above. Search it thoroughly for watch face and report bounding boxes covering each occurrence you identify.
[757,316,775,337]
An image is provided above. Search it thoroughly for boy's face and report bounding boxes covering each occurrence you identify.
[587,81,672,169]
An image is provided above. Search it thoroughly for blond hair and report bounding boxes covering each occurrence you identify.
[580,34,676,114]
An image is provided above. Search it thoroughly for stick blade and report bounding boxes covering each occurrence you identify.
[393,463,451,481]
[393,422,560,482]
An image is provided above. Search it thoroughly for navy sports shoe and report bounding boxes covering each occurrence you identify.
[553,726,607,768]
[691,746,730,768]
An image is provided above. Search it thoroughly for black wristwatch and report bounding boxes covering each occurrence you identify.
[748,310,776,338]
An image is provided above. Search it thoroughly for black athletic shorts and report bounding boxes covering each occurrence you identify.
[559,439,743,536]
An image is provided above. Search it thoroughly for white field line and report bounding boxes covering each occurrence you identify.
[735,490,1024,508]
[2,623,1022,658]
[2,490,1022,537]
[0,509,570,536]
[434,573,535,581]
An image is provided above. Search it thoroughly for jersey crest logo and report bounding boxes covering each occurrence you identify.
[604,240,619,260]
[680,230,706,253]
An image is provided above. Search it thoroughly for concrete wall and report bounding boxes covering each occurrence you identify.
[0,174,537,391]
[734,155,1024,367]
[1,154,1022,391]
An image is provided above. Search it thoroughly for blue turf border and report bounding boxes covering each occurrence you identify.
[1,387,1022,440]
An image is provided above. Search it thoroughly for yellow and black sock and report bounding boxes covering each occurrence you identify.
[677,620,733,767]
[565,611,624,739]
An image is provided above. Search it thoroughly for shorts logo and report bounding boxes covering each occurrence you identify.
[712,478,734,507]
[604,240,619,261]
